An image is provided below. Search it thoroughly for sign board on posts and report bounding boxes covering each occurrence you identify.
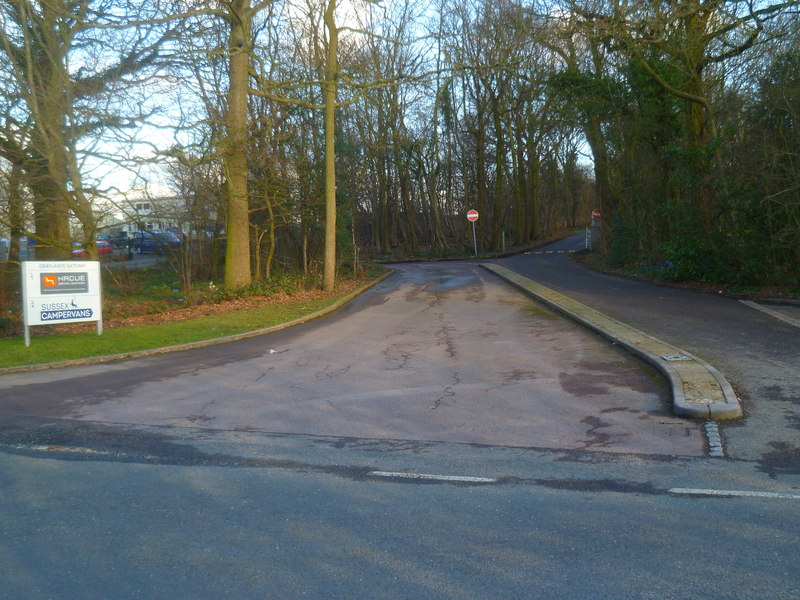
[21,261,103,346]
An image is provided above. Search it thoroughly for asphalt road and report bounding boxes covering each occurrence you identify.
[1,252,798,599]
[498,233,800,472]
[0,262,701,455]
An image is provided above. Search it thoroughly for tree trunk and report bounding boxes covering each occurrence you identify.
[491,108,504,250]
[29,175,71,260]
[395,144,417,253]
[376,159,390,253]
[526,121,541,241]
[322,0,338,292]
[475,123,488,248]
[512,118,525,244]
[223,0,252,289]
[585,113,614,248]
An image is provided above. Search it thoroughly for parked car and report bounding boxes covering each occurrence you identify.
[98,232,130,249]
[165,227,184,241]
[72,240,112,258]
[132,230,181,253]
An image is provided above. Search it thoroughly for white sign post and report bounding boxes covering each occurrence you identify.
[467,209,479,257]
[21,261,103,347]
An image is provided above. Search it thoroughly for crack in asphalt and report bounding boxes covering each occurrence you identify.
[326,398,343,412]
[430,373,460,410]
[429,387,454,410]
[383,344,416,370]
[435,312,458,359]
[315,364,352,379]
[184,398,217,424]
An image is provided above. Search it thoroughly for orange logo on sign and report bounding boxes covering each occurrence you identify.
[43,275,57,287]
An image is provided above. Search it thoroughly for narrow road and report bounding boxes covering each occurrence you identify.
[499,233,800,474]
[0,262,700,455]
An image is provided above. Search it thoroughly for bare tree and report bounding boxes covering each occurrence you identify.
[0,0,174,259]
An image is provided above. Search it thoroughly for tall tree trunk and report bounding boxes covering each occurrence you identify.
[223,0,252,289]
[263,193,275,281]
[6,163,23,265]
[491,108,504,250]
[526,120,541,241]
[475,123,488,248]
[671,6,719,234]
[28,2,72,259]
[395,144,417,253]
[512,118,525,244]
[322,0,338,292]
[376,158,390,253]
[29,173,70,260]
[0,164,25,311]
[423,158,445,251]
[585,113,614,247]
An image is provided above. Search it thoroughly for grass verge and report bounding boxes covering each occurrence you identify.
[0,274,389,371]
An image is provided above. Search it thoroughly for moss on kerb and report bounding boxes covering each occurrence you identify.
[523,304,558,319]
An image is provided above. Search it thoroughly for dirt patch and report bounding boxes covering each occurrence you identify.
[103,288,335,329]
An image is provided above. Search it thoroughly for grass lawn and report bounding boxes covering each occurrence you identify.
[0,274,389,370]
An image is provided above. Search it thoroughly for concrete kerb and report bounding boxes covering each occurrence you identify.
[483,263,742,420]
[0,270,395,376]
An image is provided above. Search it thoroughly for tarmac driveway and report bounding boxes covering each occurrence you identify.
[0,262,703,456]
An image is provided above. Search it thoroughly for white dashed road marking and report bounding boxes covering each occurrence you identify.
[670,488,800,500]
[369,471,496,483]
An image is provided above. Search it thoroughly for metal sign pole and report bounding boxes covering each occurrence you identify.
[472,221,477,257]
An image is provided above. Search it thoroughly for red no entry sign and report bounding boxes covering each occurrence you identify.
[467,209,479,222]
